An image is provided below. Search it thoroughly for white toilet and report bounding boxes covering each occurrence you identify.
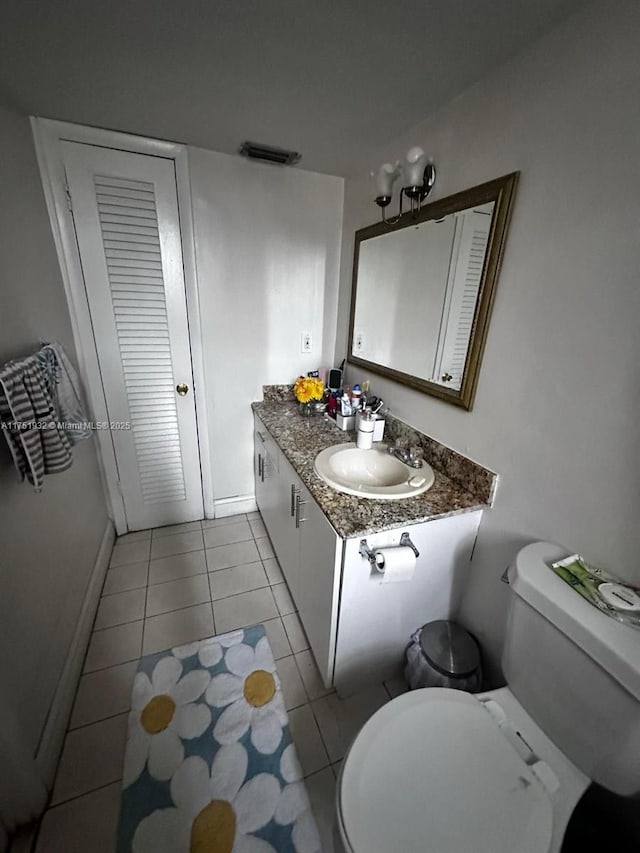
[335,541,640,853]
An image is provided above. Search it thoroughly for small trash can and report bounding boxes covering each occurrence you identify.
[404,620,482,692]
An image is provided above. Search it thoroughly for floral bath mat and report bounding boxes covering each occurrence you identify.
[117,624,321,852]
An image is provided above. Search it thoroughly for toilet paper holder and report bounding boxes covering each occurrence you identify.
[359,532,420,565]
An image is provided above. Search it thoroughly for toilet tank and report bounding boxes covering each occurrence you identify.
[503,541,640,796]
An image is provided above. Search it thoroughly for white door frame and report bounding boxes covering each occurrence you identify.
[31,118,214,533]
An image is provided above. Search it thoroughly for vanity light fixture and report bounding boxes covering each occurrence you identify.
[374,146,436,224]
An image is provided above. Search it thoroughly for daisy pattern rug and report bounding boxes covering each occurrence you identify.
[117,624,321,853]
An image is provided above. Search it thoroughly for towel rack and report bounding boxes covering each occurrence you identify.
[0,342,54,375]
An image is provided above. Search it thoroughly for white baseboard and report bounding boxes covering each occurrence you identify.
[35,519,115,789]
[214,494,257,518]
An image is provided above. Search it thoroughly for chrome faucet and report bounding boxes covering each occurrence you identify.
[387,444,424,468]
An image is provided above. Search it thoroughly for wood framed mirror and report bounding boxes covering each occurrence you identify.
[348,172,519,410]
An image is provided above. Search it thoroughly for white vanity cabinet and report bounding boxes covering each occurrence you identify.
[253,413,484,696]
[254,416,341,687]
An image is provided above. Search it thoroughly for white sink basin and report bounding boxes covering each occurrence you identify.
[314,443,435,500]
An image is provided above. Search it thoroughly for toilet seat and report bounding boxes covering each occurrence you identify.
[337,688,555,853]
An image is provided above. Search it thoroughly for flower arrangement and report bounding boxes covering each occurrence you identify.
[293,375,324,403]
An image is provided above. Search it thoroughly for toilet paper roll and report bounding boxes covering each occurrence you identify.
[373,546,416,583]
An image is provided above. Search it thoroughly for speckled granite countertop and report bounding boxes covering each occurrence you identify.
[252,398,497,539]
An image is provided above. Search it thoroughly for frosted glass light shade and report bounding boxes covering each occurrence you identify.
[406,146,425,162]
[376,163,400,197]
[404,146,428,188]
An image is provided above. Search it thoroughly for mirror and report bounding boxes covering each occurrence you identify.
[348,172,518,410]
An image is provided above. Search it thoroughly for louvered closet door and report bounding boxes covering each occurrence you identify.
[62,142,203,530]
[434,206,493,391]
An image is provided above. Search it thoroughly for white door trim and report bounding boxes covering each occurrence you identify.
[31,118,215,531]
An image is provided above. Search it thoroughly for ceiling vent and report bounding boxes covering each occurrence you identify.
[239,141,301,166]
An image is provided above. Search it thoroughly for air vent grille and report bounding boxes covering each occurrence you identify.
[239,141,301,166]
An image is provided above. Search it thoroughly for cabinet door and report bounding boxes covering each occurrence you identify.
[296,483,341,688]
[261,449,279,533]
[253,424,268,512]
[274,454,302,602]
[254,422,278,530]
[333,511,482,695]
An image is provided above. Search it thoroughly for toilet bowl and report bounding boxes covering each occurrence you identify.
[335,687,587,853]
[335,542,640,853]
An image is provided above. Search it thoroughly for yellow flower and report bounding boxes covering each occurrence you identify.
[294,376,324,403]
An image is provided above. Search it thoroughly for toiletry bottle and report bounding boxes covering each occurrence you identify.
[356,409,375,450]
[352,384,362,411]
[361,380,370,409]
[327,392,337,419]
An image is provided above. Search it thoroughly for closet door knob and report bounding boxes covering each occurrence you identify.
[176,383,189,396]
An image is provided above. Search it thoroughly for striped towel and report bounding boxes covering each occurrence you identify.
[0,355,73,490]
[38,343,91,443]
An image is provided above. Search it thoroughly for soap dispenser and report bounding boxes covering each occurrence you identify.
[356,409,375,450]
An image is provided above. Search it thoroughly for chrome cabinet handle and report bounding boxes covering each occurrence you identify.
[257,431,266,443]
[176,383,189,395]
[258,453,263,481]
[295,494,308,528]
[290,483,300,517]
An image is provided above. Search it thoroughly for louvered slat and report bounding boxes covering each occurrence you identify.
[96,186,157,202]
[101,222,159,235]
[104,236,159,246]
[95,174,187,504]
[136,446,183,457]
[95,175,153,191]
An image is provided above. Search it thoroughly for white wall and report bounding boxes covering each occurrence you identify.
[190,150,343,505]
[355,217,455,375]
[0,104,108,754]
[335,0,640,679]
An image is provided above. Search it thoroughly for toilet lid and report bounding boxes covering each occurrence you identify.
[338,688,553,853]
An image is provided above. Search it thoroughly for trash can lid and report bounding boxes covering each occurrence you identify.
[420,620,480,678]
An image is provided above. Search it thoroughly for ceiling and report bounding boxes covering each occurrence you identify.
[0,0,589,177]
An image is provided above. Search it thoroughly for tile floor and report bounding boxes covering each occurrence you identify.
[33,511,407,852]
